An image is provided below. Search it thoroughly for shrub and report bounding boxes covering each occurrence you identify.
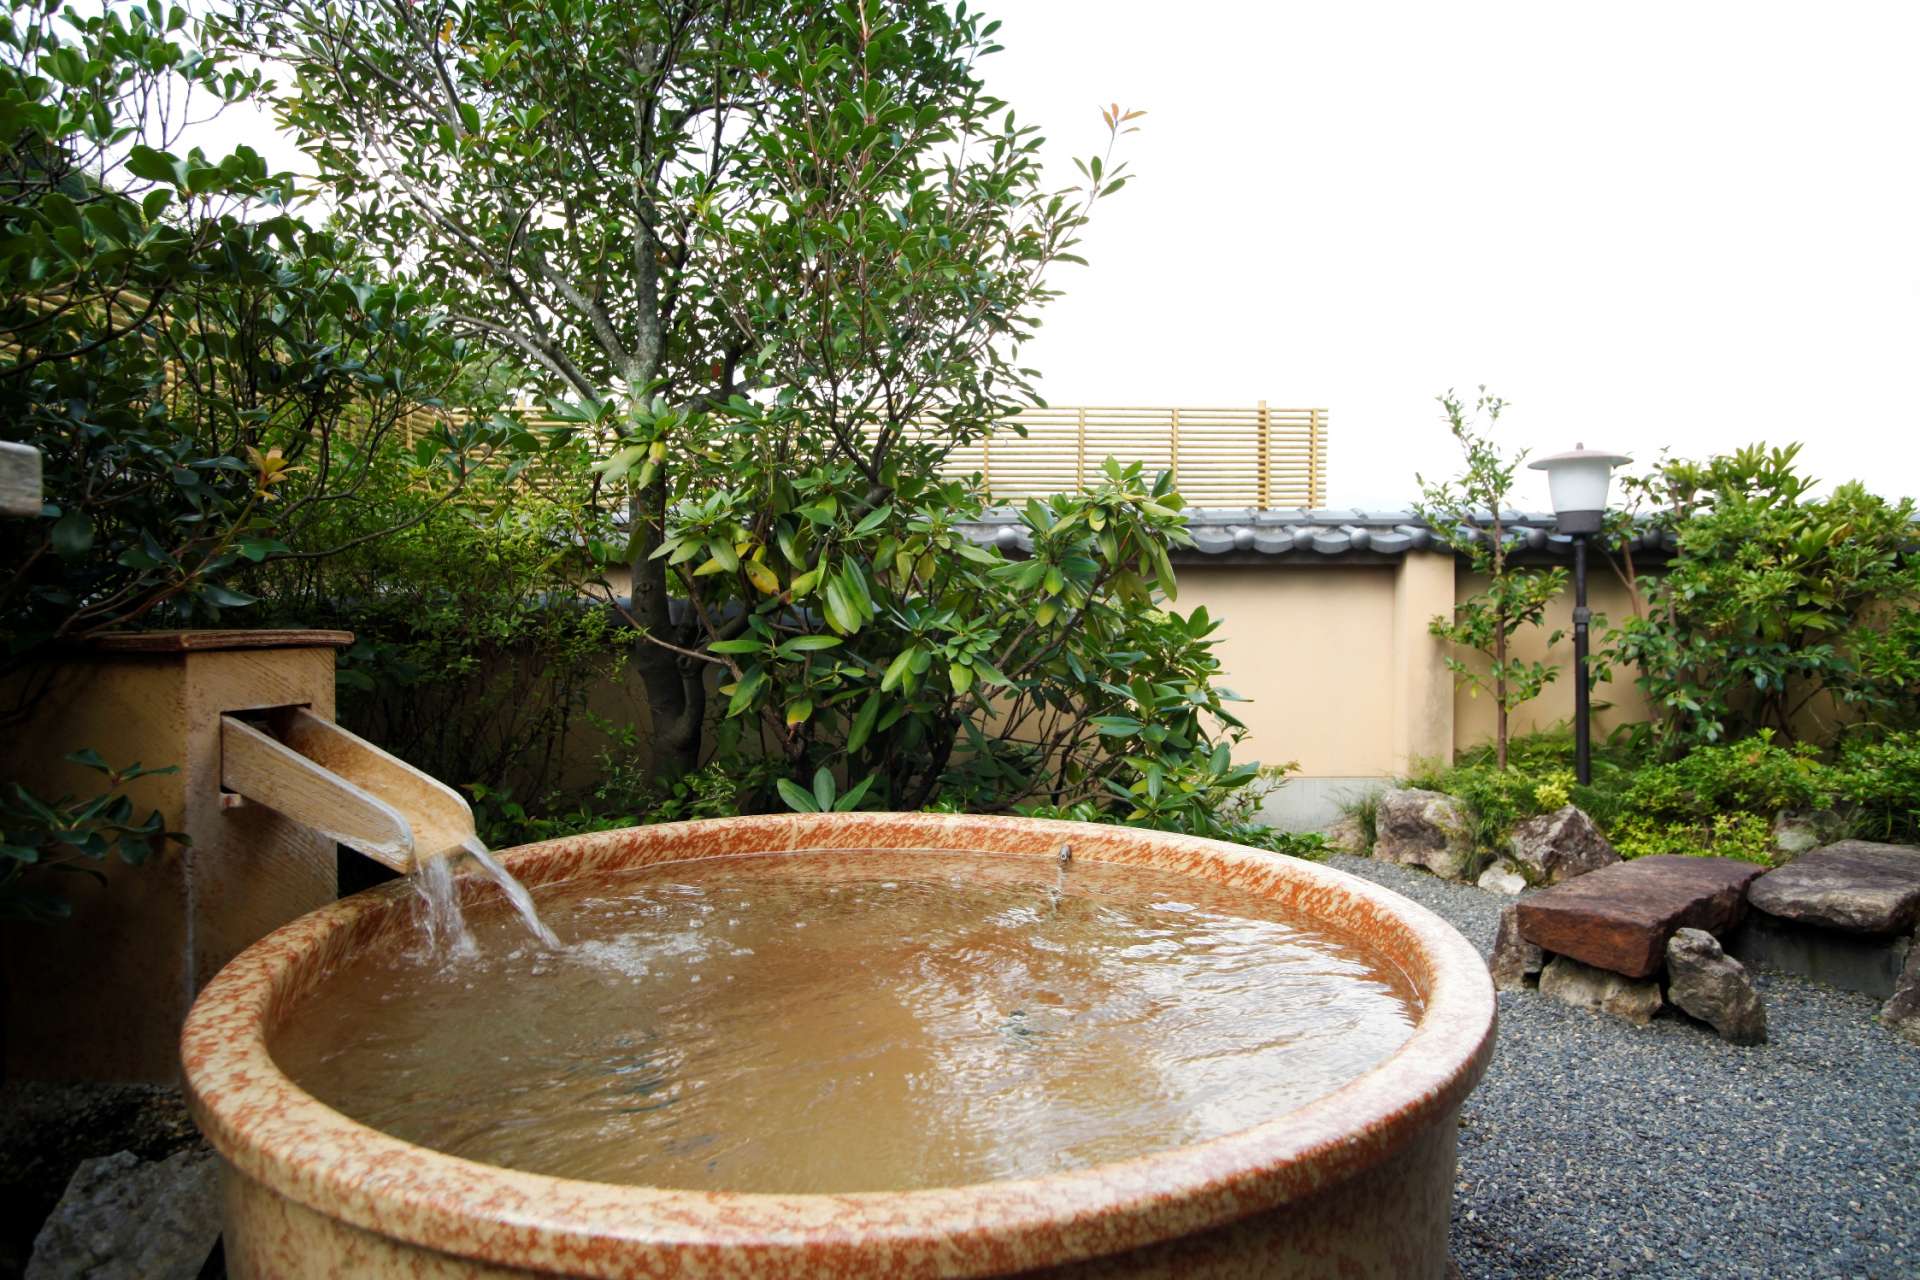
[1603,444,1920,754]
[471,754,785,850]
[0,754,184,921]
[1619,733,1839,822]
[0,4,508,672]
[1834,731,1920,844]
[1610,812,1777,865]
[249,444,630,808]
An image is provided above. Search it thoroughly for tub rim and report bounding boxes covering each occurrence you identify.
[182,812,1495,1278]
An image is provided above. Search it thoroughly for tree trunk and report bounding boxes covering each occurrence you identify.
[1494,611,1509,770]
[629,488,704,777]
[903,716,957,810]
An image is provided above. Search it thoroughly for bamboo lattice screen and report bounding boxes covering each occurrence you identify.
[941,403,1325,509]
[406,401,1328,510]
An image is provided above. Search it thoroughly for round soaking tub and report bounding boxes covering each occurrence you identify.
[182,813,1496,1279]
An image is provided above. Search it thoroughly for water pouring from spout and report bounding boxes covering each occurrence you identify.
[408,836,560,957]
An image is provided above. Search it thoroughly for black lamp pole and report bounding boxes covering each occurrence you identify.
[1532,444,1627,787]
[1572,531,1591,786]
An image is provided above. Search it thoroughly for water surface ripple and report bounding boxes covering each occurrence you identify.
[273,850,1418,1193]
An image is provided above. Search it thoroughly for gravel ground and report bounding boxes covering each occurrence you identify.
[1326,854,1920,1280]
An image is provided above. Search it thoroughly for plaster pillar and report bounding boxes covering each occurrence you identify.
[1391,552,1456,774]
[0,630,350,1082]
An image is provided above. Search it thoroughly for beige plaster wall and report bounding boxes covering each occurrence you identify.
[448,552,1657,797]
[1448,570,1653,756]
[1176,565,1402,778]
[1179,555,1654,783]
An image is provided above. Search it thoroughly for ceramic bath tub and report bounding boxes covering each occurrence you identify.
[182,813,1496,1278]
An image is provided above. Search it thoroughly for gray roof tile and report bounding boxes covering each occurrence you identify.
[951,506,1718,564]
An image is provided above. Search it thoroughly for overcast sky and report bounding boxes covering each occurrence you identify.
[207,2,1920,511]
[977,1,1920,510]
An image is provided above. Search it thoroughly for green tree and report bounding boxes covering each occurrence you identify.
[221,2,1298,841]
[1604,443,1920,752]
[229,5,1184,768]
[0,0,514,682]
[1414,389,1567,770]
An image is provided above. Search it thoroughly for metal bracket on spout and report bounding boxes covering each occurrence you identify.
[219,709,477,873]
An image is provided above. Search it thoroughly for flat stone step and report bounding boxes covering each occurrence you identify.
[1516,855,1765,978]
[1746,840,1920,935]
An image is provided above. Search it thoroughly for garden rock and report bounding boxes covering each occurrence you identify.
[1538,954,1663,1024]
[1883,943,1920,1046]
[1516,855,1764,978]
[1321,812,1368,855]
[1372,788,1473,881]
[1477,859,1527,895]
[1665,927,1767,1045]
[1770,808,1848,862]
[26,1148,219,1280]
[1490,905,1544,990]
[1505,804,1619,884]
[1747,840,1920,935]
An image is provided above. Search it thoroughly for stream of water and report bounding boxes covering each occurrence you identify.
[408,836,559,956]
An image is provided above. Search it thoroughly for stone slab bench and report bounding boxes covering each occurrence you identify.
[1727,840,1920,1002]
[1746,840,1920,935]
[1515,855,1765,979]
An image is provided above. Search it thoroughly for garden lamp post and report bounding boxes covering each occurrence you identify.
[1529,445,1631,785]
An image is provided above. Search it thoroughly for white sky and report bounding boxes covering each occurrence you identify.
[204,1,1920,511]
[978,1,1920,510]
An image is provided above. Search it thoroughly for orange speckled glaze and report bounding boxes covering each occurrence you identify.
[182,814,1496,1279]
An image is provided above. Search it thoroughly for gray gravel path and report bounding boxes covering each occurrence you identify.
[1326,854,1920,1280]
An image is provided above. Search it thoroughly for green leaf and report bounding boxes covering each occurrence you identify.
[776,778,820,813]
[125,144,182,185]
[845,691,882,754]
[850,504,894,536]
[823,578,859,634]
[881,648,917,692]
[833,773,876,811]
[971,659,1012,688]
[777,634,842,656]
[198,584,257,608]
[812,766,836,811]
[50,512,93,559]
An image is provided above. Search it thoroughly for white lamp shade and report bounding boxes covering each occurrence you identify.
[1528,445,1631,533]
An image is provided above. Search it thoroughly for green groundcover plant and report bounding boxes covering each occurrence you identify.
[1396,726,1920,868]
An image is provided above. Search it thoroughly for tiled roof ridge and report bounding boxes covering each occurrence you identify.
[955,506,1688,561]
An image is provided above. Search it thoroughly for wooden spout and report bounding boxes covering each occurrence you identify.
[219,709,476,872]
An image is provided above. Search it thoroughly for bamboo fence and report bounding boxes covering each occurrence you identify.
[942,404,1326,509]
[404,402,1329,510]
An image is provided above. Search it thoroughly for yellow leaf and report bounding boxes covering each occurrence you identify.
[744,559,780,595]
